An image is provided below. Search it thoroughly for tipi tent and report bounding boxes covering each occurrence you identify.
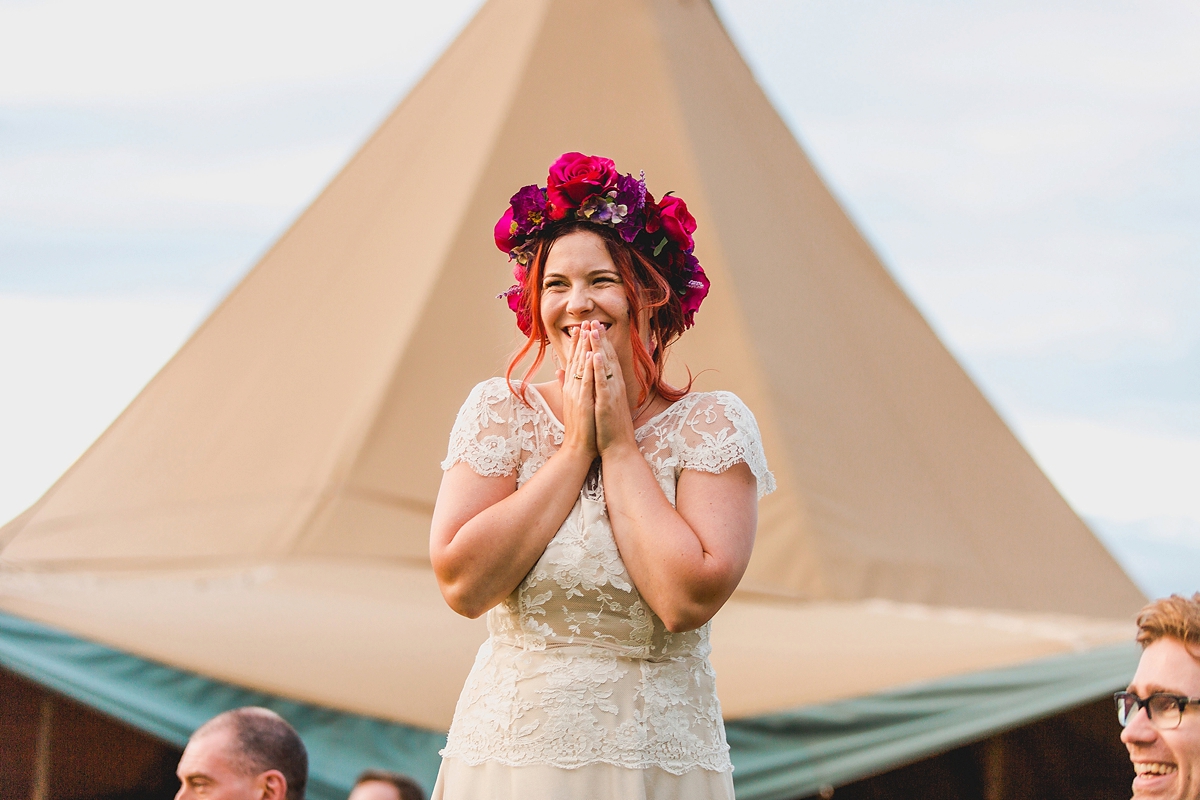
[0,0,1144,797]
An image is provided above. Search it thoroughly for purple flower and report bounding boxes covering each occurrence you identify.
[511,185,547,231]
[579,192,629,225]
[494,185,547,256]
[613,173,647,243]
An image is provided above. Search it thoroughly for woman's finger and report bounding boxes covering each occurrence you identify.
[569,322,590,382]
[583,349,596,390]
[594,350,611,402]
[565,324,581,379]
[593,323,621,382]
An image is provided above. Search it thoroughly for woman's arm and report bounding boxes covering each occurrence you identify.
[430,447,594,618]
[429,329,601,618]
[591,333,758,633]
[598,445,757,633]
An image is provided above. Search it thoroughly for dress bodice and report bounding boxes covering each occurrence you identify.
[439,378,774,774]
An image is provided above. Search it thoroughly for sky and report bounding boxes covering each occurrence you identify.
[1,0,1197,599]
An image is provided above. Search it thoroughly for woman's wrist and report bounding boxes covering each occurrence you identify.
[557,438,599,468]
[598,437,643,466]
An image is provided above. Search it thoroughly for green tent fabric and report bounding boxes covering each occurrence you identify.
[0,609,1138,800]
[726,642,1140,799]
[0,609,446,800]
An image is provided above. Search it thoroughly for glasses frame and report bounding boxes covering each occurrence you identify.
[1115,691,1200,730]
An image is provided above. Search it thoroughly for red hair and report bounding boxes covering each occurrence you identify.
[1136,593,1200,659]
[505,221,693,406]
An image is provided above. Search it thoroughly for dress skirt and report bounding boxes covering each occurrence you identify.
[430,757,735,800]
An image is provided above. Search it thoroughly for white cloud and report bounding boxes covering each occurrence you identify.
[0,0,484,103]
[1013,414,1200,523]
[1,143,347,229]
[714,0,1200,363]
[0,293,211,524]
[1090,516,1200,599]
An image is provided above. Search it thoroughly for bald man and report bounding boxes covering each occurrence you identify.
[176,707,308,800]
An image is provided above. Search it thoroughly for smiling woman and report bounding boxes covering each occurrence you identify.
[427,153,774,800]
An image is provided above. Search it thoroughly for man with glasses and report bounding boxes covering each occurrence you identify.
[1116,593,1200,799]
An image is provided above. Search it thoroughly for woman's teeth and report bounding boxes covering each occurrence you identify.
[564,323,611,336]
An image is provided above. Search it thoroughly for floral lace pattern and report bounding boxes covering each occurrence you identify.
[440,378,774,774]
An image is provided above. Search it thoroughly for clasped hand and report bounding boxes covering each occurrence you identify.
[557,320,641,458]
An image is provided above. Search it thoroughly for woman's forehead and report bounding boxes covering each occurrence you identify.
[544,230,615,273]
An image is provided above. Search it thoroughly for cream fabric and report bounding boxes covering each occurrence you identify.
[431,758,736,800]
[434,379,772,794]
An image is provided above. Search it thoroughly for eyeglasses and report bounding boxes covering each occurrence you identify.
[1115,691,1200,730]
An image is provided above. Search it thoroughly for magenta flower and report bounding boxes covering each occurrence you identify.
[546,152,618,220]
[679,263,709,328]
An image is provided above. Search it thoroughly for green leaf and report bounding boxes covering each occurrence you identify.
[653,237,668,257]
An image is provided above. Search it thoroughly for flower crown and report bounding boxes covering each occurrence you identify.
[494,152,710,336]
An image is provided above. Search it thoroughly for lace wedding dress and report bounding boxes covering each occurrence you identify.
[431,378,775,800]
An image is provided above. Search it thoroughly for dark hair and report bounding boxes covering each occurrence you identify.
[353,770,425,800]
[505,220,693,406]
[194,708,308,800]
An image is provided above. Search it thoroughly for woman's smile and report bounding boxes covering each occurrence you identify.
[539,229,634,367]
[563,322,612,338]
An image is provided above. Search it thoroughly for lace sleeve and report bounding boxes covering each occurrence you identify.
[440,378,521,477]
[673,392,776,499]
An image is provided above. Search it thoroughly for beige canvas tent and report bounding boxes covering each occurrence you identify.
[0,0,1144,796]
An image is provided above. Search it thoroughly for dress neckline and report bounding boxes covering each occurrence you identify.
[522,382,694,439]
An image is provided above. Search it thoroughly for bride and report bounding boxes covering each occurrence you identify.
[429,152,774,800]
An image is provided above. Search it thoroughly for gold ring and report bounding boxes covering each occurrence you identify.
[574,374,583,380]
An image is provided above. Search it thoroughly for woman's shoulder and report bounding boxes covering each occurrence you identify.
[458,376,552,424]
[667,390,775,497]
[671,389,757,424]
[469,375,515,397]
[460,376,523,408]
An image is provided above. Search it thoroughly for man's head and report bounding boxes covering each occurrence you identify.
[176,708,308,800]
[347,770,425,800]
[1122,594,1200,800]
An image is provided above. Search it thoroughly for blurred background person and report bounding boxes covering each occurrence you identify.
[348,770,425,800]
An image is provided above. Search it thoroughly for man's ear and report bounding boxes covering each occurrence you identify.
[257,770,288,800]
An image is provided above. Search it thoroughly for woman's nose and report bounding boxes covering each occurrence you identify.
[566,285,594,313]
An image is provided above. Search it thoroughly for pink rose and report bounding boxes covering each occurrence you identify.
[507,288,532,336]
[656,194,696,251]
[494,207,518,253]
[546,152,618,220]
[679,265,709,328]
